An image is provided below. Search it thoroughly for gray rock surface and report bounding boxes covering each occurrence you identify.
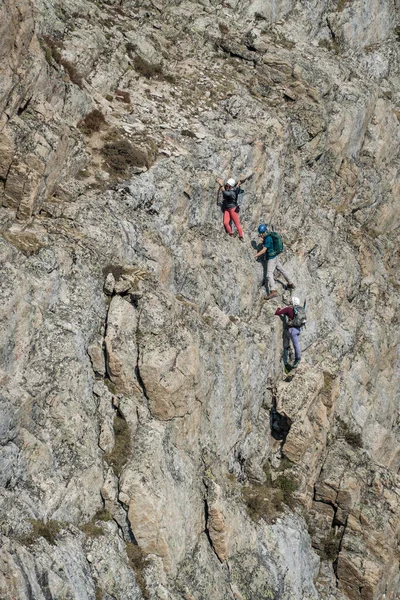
[0,0,400,599]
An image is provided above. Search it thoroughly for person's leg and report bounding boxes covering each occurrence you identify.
[229,208,243,237]
[267,257,277,292]
[283,326,291,365]
[223,210,232,234]
[276,258,294,286]
[289,327,301,361]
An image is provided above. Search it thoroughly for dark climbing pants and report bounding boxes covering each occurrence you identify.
[283,326,301,363]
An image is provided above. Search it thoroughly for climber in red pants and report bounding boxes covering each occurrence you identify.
[216,177,244,240]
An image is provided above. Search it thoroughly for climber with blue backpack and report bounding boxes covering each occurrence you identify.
[275,296,306,369]
[254,224,295,300]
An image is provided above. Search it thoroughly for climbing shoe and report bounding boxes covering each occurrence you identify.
[292,359,301,369]
[239,236,244,242]
[264,291,279,300]
[287,283,296,290]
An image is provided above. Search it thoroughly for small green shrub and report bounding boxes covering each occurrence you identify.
[133,55,162,79]
[125,543,149,599]
[319,530,341,561]
[131,55,175,83]
[337,418,363,448]
[41,36,83,88]
[42,35,61,64]
[104,378,117,395]
[318,38,340,53]
[318,39,332,50]
[93,508,113,522]
[101,132,154,179]
[79,507,113,538]
[20,519,62,546]
[79,109,106,134]
[61,59,83,87]
[80,522,104,537]
[337,0,351,12]
[163,73,176,84]
[181,129,196,138]
[95,586,103,600]
[104,414,131,476]
[274,474,297,508]
[243,469,298,522]
[243,483,282,522]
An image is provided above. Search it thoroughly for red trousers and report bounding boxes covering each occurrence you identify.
[223,208,243,237]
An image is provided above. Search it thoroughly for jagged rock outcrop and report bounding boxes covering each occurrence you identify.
[1,1,400,599]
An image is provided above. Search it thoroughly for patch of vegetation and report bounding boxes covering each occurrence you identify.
[274,474,297,508]
[41,35,83,88]
[163,72,176,84]
[125,543,149,599]
[104,377,118,395]
[102,137,147,174]
[19,519,62,546]
[337,0,352,12]
[93,508,113,522]
[95,586,103,600]
[104,413,131,477]
[79,507,113,538]
[79,109,106,134]
[129,52,176,84]
[133,55,163,79]
[80,522,104,537]
[202,315,213,326]
[319,530,341,561]
[243,468,298,522]
[318,39,332,50]
[276,456,294,472]
[337,418,363,448]
[101,130,157,179]
[181,129,196,138]
[318,38,340,54]
[322,371,335,394]
[226,472,237,484]
[243,482,281,522]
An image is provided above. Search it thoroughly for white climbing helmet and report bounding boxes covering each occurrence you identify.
[226,178,236,187]
[291,296,301,306]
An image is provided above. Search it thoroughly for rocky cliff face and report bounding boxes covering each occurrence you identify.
[1,1,400,599]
